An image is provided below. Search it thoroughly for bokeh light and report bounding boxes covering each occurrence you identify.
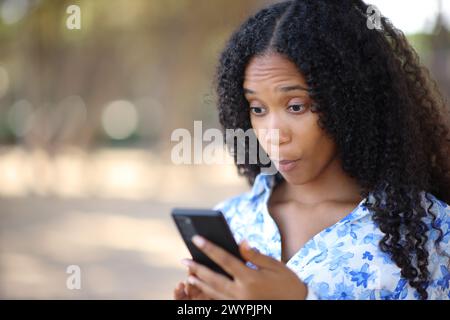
[101,100,138,140]
[0,65,9,98]
[1,0,29,25]
[7,100,33,138]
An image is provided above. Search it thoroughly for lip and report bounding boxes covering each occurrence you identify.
[276,158,301,172]
[278,158,301,164]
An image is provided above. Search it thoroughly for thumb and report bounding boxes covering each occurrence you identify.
[239,240,280,269]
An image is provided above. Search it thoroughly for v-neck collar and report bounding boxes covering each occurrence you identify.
[254,172,371,266]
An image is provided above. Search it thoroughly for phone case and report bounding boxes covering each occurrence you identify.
[171,208,245,279]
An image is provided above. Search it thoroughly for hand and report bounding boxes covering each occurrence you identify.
[173,280,213,300]
[173,268,213,300]
[180,235,307,300]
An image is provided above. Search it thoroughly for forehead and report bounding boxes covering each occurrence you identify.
[244,53,304,84]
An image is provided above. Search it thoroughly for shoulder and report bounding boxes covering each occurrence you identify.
[419,192,450,298]
[212,191,253,211]
[212,191,259,225]
[212,172,276,225]
[420,192,450,240]
[211,190,264,246]
[421,192,449,215]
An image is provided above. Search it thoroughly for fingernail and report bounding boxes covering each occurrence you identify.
[243,240,258,253]
[192,235,206,248]
[187,275,197,285]
[241,240,251,249]
[181,259,193,267]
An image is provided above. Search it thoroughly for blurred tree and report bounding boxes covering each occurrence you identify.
[0,0,268,151]
[0,0,447,153]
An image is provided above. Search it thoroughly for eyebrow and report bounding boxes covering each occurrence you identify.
[243,85,310,95]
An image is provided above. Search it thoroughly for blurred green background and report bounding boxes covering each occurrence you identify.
[0,0,448,299]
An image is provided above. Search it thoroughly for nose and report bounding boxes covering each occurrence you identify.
[264,113,290,147]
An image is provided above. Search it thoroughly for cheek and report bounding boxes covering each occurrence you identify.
[293,115,336,160]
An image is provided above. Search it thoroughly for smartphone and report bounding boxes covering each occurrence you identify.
[171,208,245,280]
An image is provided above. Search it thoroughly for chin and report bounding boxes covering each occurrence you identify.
[278,171,309,186]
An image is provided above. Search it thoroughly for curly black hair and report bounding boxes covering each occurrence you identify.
[213,0,450,299]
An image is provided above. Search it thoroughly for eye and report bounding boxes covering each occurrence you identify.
[249,106,267,116]
[287,104,307,114]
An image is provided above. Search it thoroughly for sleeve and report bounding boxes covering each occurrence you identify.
[305,286,320,300]
[427,195,450,299]
[425,193,450,256]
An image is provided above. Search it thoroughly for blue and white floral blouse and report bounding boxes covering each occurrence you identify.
[213,172,450,300]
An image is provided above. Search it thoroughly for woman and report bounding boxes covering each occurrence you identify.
[174,0,450,300]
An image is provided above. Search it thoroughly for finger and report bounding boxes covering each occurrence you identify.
[183,258,234,296]
[191,235,247,278]
[185,281,201,297]
[187,275,229,300]
[182,258,197,276]
[181,259,204,298]
[183,262,217,300]
[239,240,281,270]
[174,282,188,300]
[186,282,211,300]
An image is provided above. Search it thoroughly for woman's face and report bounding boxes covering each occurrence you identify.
[243,52,338,185]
